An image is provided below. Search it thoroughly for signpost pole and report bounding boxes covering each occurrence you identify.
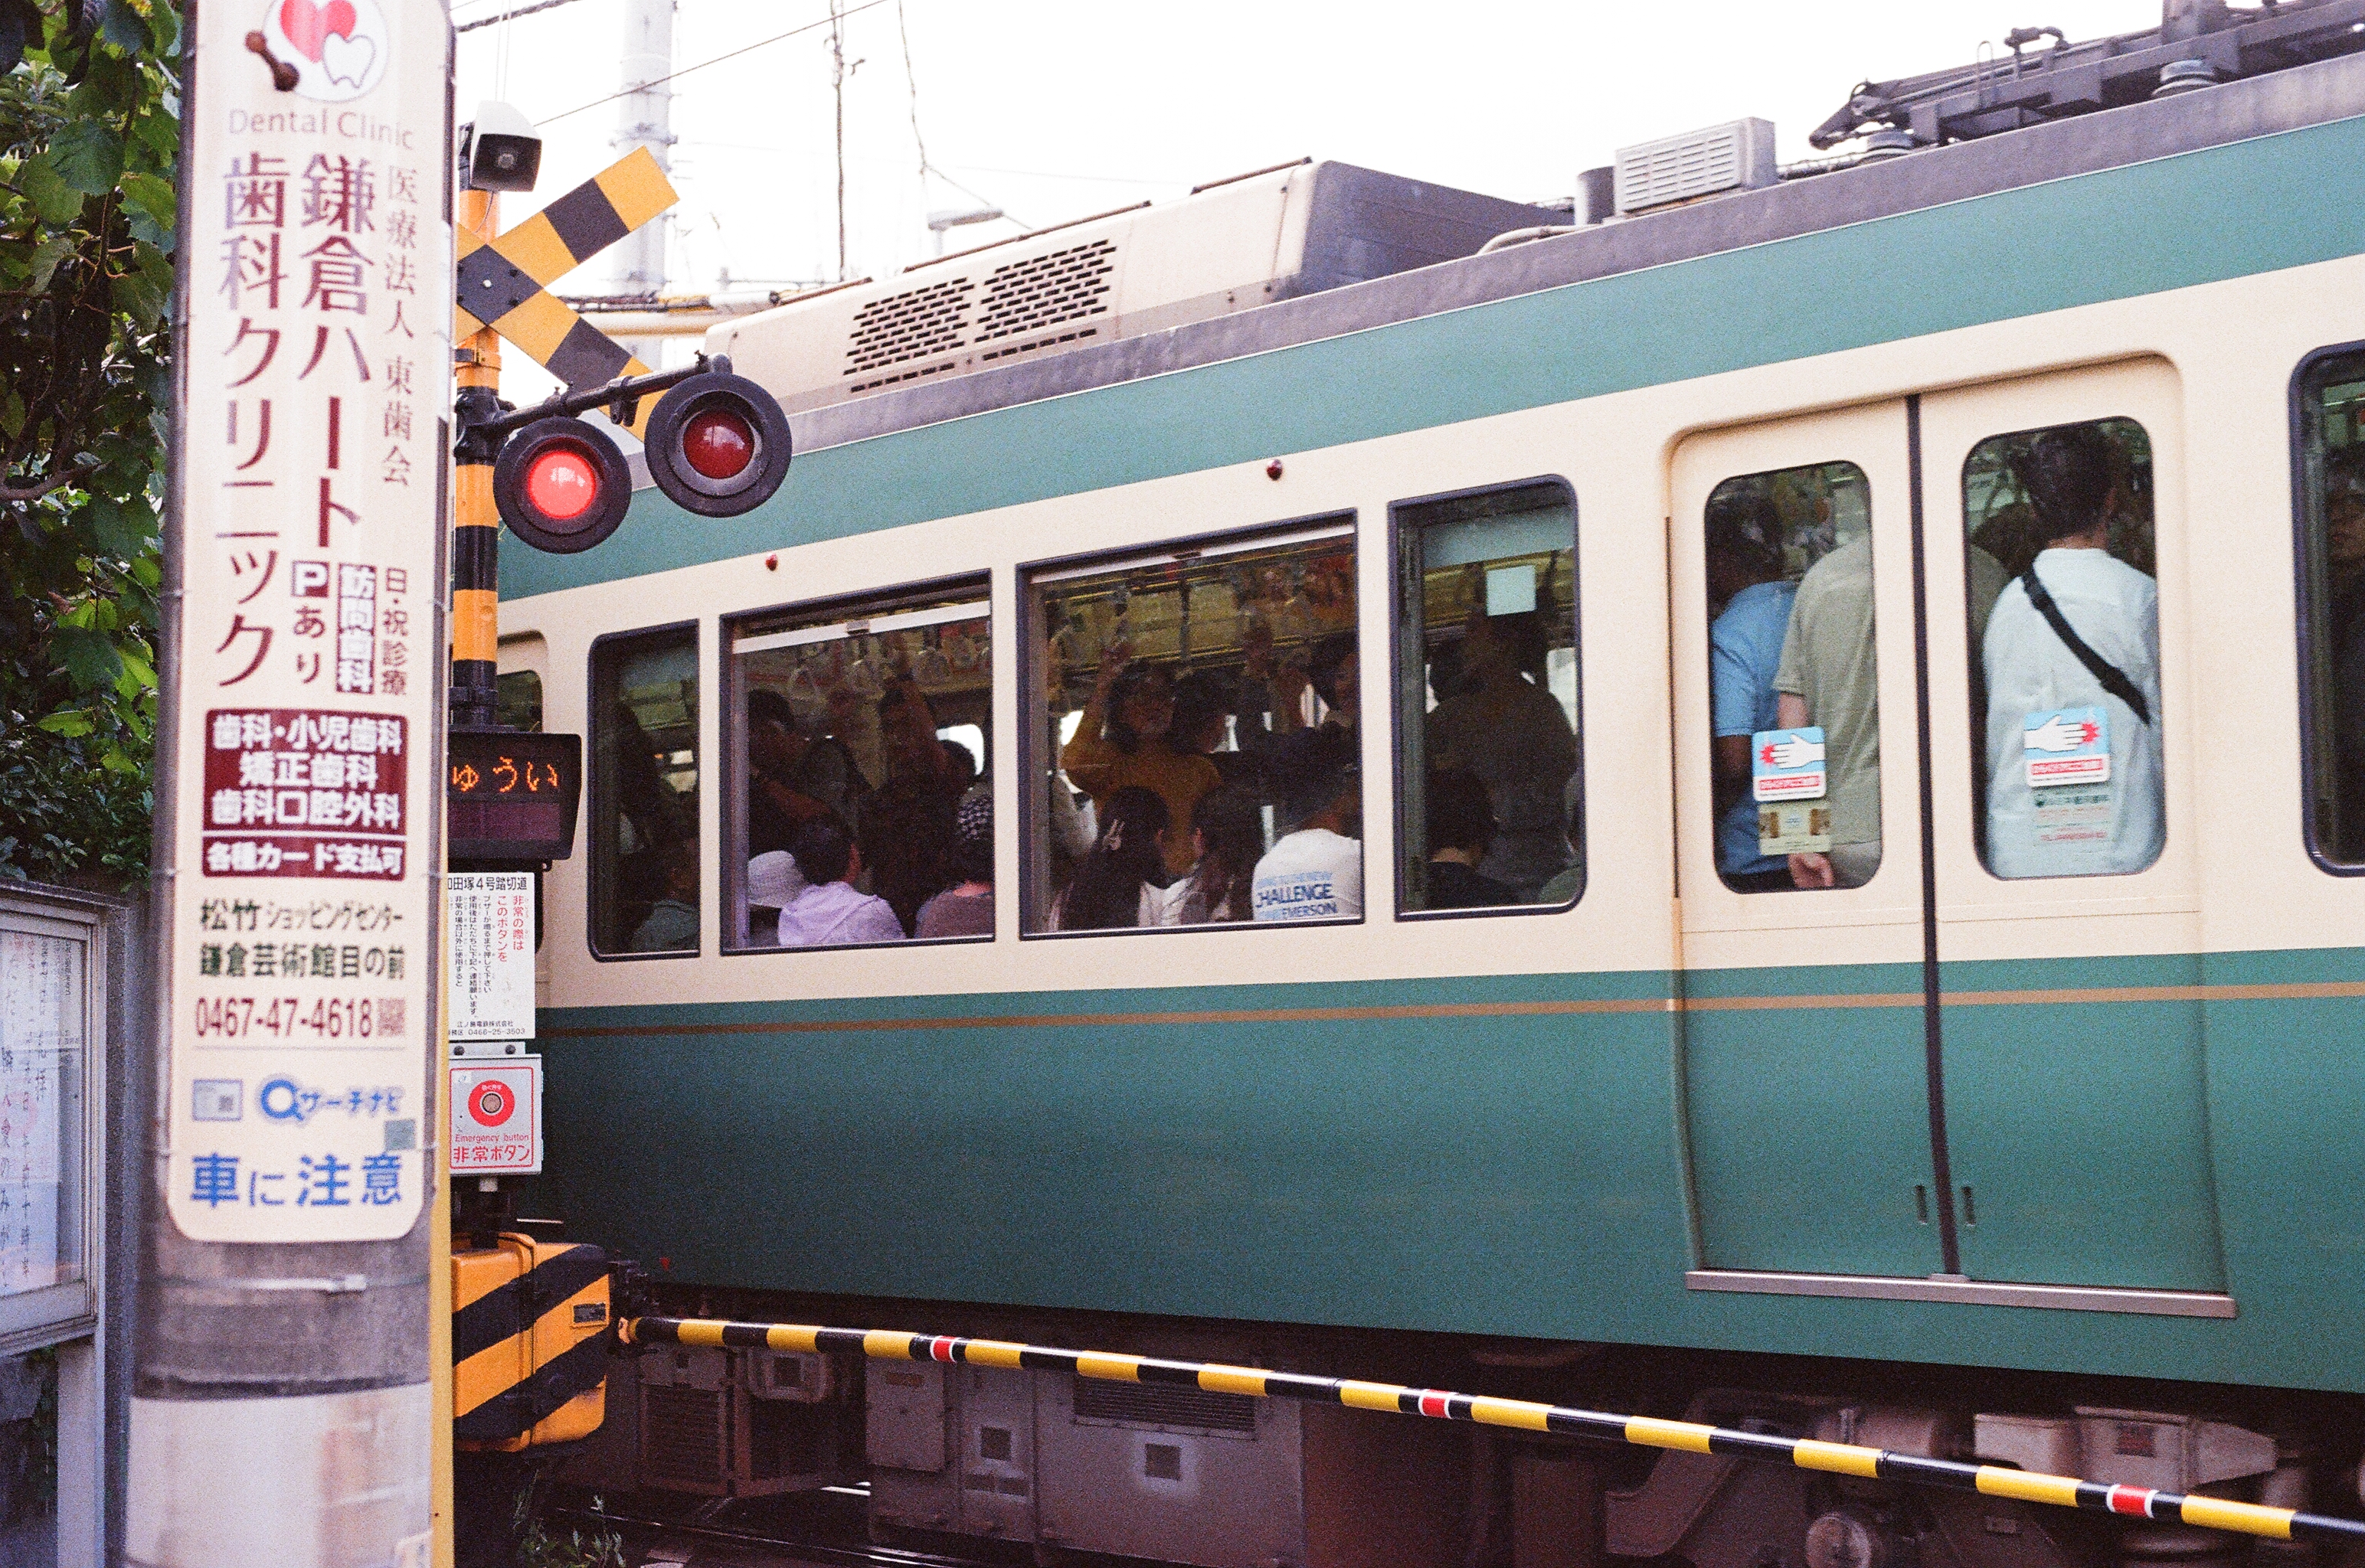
[451,187,503,733]
[129,5,453,1563]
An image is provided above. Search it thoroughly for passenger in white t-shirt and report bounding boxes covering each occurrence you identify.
[1251,728,1362,923]
[1981,423,2164,879]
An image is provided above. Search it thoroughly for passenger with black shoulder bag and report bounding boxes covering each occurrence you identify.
[1978,425,2166,879]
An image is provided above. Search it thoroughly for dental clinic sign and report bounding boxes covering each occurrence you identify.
[155,0,450,1243]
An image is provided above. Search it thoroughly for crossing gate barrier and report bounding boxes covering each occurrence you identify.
[620,1315,2365,1547]
[453,1236,612,1449]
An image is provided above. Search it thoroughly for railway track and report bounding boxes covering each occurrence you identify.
[543,1488,1034,1568]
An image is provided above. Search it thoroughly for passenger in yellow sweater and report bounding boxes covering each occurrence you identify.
[1060,650,1219,879]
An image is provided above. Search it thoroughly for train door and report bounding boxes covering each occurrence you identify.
[1669,402,1944,1278]
[1918,361,2224,1292]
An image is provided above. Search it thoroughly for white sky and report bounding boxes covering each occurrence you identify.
[453,0,2170,398]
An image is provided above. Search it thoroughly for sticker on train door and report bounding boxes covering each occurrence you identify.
[1753,727,1830,855]
[2023,707,2110,789]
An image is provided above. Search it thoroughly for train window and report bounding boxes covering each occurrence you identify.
[1961,418,2162,879]
[1703,461,1882,890]
[2295,348,2365,868]
[725,579,993,949]
[589,624,701,957]
[1392,481,1580,913]
[1027,519,1359,934]
[496,669,542,732]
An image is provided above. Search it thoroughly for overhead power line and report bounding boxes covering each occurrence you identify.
[896,0,927,178]
[455,0,587,34]
[536,0,892,127]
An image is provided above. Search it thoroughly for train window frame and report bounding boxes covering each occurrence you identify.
[2291,341,2365,876]
[1958,414,2164,884]
[1698,457,1883,897]
[720,573,996,954]
[1018,511,1365,941]
[1386,475,1583,922]
[587,620,702,962]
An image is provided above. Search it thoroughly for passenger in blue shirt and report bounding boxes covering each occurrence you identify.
[1706,494,1798,892]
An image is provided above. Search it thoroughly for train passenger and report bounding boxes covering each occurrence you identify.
[862,675,962,934]
[744,849,806,947]
[1423,768,1519,909]
[1705,494,1799,893]
[1258,632,1360,740]
[941,737,980,793]
[775,816,905,947]
[914,792,997,939]
[1774,534,1882,889]
[744,689,836,858]
[1156,787,1265,925]
[1981,423,2164,878]
[2322,446,2365,859]
[1251,728,1362,923]
[1169,670,1262,795]
[1048,786,1171,930]
[1060,652,1219,878]
[1425,612,1577,899]
[626,842,699,952]
[1309,635,1360,733]
[1537,771,1585,905]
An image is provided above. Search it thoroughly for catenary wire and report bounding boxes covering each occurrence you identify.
[456,0,590,34]
[896,0,927,178]
[535,0,893,127]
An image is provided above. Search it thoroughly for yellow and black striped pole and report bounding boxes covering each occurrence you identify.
[623,1316,2365,1548]
[450,183,505,730]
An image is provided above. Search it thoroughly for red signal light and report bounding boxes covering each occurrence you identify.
[525,443,600,521]
[682,408,754,480]
[645,370,791,518]
[493,416,633,555]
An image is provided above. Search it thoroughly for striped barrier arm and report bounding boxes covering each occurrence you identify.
[622,1316,2365,1547]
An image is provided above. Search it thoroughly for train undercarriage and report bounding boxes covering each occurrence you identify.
[512,1289,2365,1568]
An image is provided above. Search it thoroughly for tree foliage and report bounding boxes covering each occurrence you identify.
[0,0,178,886]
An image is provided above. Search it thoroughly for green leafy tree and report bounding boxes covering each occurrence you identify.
[0,0,178,886]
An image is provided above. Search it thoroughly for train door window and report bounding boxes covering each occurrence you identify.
[496,670,542,733]
[2295,348,2365,867]
[1699,461,1880,891]
[1392,480,1580,913]
[1959,417,2162,879]
[589,624,700,957]
[725,579,993,949]
[1027,518,1359,934]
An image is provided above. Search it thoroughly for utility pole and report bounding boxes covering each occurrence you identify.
[829,0,850,279]
[613,0,675,299]
[129,5,453,1564]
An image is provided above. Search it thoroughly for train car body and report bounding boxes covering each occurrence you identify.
[500,25,2365,1563]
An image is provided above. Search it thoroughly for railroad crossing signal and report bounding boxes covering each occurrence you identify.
[450,139,791,557]
[453,145,675,436]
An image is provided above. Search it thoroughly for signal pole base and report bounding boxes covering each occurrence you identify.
[126,1385,432,1568]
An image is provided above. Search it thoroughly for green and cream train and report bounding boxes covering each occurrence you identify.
[502,12,2365,1565]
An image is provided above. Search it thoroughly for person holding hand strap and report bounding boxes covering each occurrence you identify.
[1059,642,1218,879]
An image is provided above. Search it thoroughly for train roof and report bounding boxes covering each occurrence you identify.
[790,37,2365,453]
[509,40,2365,602]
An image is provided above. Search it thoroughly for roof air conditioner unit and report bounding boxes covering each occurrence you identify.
[1614,118,1778,215]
